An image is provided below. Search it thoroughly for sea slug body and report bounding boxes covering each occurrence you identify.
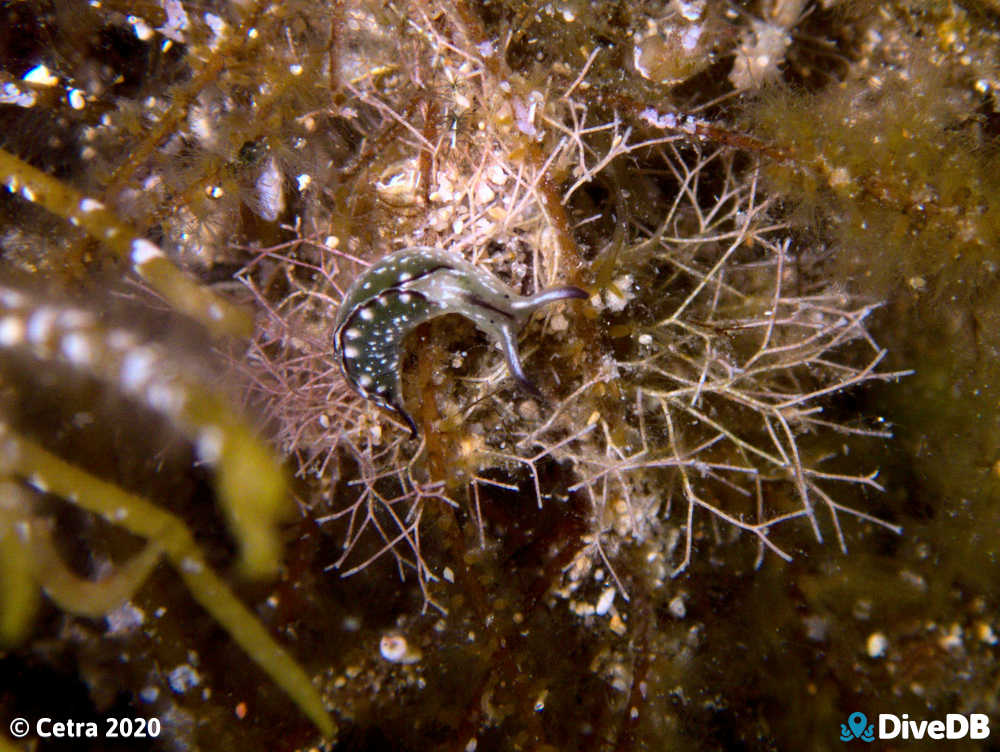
[333,247,587,436]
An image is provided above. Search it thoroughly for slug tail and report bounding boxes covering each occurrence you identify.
[388,401,419,439]
[498,324,543,398]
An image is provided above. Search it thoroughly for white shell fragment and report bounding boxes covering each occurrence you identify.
[379,634,422,664]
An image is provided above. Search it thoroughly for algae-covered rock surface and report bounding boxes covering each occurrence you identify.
[0,1,998,750]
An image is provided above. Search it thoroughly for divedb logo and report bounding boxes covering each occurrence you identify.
[840,712,991,742]
[880,714,990,741]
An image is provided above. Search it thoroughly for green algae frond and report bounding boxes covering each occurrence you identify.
[0,427,334,738]
[0,148,251,338]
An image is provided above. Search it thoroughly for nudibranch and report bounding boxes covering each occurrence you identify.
[333,247,588,437]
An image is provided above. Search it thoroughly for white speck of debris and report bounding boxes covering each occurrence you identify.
[517,400,540,421]
[204,13,226,47]
[899,568,927,591]
[1,81,36,108]
[802,614,829,643]
[342,615,361,632]
[254,157,284,221]
[681,24,703,51]
[609,613,626,635]
[639,107,677,130]
[976,621,998,645]
[195,427,224,464]
[105,601,146,634]
[296,173,311,191]
[168,664,202,693]
[486,164,506,185]
[828,166,851,188]
[475,181,495,204]
[130,238,164,266]
[127,15,154,41]
[443,566,455,583]
[938,623,964,652]
[605,275,635,312]
[866,631,887,658]
[23,64,59,87]
[139,686,160,703]
[533,689,548,711]
[638,333,653,346]
[853,598,873,621]
[465,739,478,752]
[729,21,791,90]
[380,634,421,664]
[158,0,190,42]
[513,97,537,137]
[67,88,86,110]
[675,0,706,21]
[668,594,687,619]
[595,588,616,616]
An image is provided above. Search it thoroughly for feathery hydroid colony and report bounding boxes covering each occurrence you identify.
[236,2,906,608]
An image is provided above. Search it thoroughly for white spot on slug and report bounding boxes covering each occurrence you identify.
[61,332,93,364]
[26,307,57,345]
[120,347,156,391]
[0,316,25,346]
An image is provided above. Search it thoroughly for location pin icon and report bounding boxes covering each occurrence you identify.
[848,712,867,738]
